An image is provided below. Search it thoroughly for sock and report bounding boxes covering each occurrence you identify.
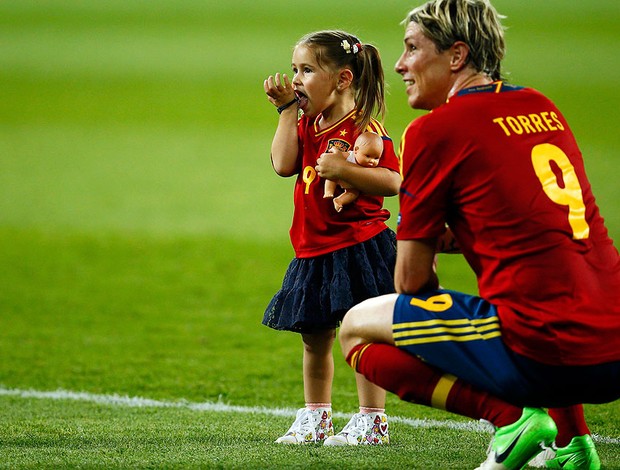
[359,406,385,415]
[548,405,590,447]
[347,343,522,427]
[305,402,331,411]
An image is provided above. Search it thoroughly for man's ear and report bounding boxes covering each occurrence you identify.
[337,68,354,91]
[450,41,470,72]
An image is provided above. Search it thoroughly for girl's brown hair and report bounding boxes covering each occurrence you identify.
[297,30,385,132]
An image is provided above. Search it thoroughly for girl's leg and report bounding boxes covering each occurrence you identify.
[355,372,386,410]
[302,329,336,404]
[323,309,390,446]
[275,329,336,444]
[322,372,388,446]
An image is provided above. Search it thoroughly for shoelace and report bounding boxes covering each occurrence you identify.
[286,410,314,435]
[341,413,368,436]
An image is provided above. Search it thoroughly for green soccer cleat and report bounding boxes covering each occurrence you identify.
[545,434,601,470]
[476,407,558,470]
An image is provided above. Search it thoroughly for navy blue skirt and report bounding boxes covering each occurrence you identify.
[263,229,396,334]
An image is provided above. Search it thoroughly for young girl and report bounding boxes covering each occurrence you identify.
[262,30,401,446]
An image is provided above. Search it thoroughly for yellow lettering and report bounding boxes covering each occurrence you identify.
[506,116,524,135]
[541,112,557,131]
[529,114,548,132]
[494,111,564,137]
[493,117,512,136]
[517,115,536,134]
[551,112,565,131]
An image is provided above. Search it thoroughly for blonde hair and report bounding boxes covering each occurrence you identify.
[297,30,385,132]
[404,0,506,80]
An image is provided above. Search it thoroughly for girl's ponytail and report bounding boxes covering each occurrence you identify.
[354,43,385,132]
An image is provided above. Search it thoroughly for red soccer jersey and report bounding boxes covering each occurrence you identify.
[397,82,620,366]
[290,110,400,258]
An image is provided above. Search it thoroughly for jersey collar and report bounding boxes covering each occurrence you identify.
[314,109,357,137]
[456,80,524,97]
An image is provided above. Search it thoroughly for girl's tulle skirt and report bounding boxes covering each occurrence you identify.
[263,229,396,333]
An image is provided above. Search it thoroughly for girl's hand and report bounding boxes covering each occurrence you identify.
[264,73,296,108]
[315,148,349,180]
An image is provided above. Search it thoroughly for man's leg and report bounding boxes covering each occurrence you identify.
[339,294,557,469]
[339,295,522,425]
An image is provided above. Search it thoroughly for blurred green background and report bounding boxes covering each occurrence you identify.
[1,0,618,241]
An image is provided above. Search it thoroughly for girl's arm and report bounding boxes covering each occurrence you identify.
[264,73,299,177]
[315,149,400,196]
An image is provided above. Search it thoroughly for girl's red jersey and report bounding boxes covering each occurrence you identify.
[290,110,400,258]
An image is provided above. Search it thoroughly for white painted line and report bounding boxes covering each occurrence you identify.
[0,386,618,444]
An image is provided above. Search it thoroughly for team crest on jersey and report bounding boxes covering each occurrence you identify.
[326,139,351,152]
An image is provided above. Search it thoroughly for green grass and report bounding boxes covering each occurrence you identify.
[0,0,619,468]
[1,395,494,469]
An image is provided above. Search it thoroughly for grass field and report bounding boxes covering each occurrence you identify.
[1,0,619,468]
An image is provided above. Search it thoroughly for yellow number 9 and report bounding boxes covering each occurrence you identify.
[409,293,453,312]
[302,166,317,194]
[531,143,589,240]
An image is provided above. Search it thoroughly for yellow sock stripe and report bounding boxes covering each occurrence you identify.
[431,374,457,410]
[350,343,373,371]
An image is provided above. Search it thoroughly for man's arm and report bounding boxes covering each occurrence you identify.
[394,238,439,294]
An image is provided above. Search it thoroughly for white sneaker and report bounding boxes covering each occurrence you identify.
[528,447,556,468]
[275,407,334,444]
[323,412,389,446]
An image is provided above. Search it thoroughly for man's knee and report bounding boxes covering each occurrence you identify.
[339,294,398,357]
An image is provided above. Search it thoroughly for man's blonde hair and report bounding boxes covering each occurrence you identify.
[405,0,506,80]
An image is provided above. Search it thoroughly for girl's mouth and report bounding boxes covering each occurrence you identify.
[295,92,309,110]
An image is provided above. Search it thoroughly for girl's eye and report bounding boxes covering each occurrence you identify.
[304,67,312,74]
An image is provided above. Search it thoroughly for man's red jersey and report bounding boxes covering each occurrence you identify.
[290,110,400,258]
[397,82,620,366]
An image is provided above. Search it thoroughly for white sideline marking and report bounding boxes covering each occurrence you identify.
[1,386,618,444]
